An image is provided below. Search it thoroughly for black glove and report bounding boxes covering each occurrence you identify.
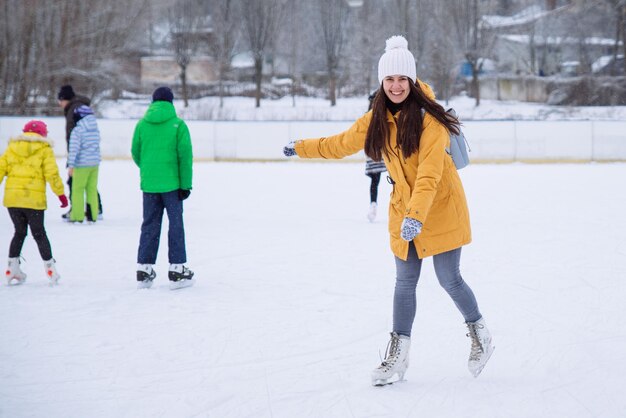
[178,189,191,200]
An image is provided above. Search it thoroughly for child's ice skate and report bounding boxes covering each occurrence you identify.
[137,264,156,289]
[44,259,60,286]
[168,264,194,290]
[371,332,410,386]
[466,317,494,377]
[367,202,377,222]
[6,257,27,285]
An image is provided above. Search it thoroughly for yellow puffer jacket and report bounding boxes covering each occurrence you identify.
[294,82,471,260]
[0,132,65,210]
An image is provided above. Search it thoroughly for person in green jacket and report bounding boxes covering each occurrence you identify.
[131,87,194,290]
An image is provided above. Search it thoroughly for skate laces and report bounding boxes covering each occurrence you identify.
[466,322,484,360]
[378,333,401,370]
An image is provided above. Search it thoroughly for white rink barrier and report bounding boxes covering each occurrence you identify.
[1,117,625,162]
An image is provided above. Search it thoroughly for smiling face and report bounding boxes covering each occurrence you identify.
[382,75,410,104]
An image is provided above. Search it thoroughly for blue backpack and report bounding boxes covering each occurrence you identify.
[446,108,471,170]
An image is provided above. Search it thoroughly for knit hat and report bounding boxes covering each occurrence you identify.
[377,36,416,84]
[23,120,48,137]
[152,86,174,103]
[57,85,75,101]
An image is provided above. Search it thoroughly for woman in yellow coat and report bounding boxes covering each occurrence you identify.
[283,36,493,385]
[0,120,68,285]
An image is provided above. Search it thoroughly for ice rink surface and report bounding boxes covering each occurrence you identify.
[1,160,625,418]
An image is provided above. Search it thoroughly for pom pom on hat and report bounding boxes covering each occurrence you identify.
[152,86,174,103]
[377,35,417,84]
[385,35,409,51]
[57,85,75,101]
[23,120,48,137]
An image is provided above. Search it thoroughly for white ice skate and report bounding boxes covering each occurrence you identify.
[6,257,27,285]
[168,264,194,290]
[137,264,156,289]
[466,317,494,377]
[371,332,410,386]
[367,202,377,222]
[44,259,60,286]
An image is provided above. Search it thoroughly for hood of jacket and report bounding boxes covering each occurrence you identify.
[7,132,53,158]
[143,101,177,124]
[418,79,436,100]
[63,95,91,115]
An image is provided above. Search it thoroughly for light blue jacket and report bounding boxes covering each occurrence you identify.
[68,114,101,168]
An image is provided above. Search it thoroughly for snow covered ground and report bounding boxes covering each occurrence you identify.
[1,160,625,418]
[98,93,626,122]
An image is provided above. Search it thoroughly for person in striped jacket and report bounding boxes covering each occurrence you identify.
[67,105,101,223]
[365,91,387,222]
[57,85,103,221]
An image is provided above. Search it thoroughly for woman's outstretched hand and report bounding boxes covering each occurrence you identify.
[283,141,297,157]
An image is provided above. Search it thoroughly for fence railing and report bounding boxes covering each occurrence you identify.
[1,117,625,162]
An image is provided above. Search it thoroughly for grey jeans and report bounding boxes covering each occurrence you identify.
[393,242,481,337]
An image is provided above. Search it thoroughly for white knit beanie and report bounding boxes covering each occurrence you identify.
[377,35,416,84]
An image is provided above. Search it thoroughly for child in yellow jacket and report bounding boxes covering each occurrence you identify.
[0,120,68,285]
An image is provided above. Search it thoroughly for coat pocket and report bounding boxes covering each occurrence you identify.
[388,186,405,239]
[422,195,459,236]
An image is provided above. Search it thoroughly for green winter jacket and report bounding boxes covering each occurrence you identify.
[131,101,193,193]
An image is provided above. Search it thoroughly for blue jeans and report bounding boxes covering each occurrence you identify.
[137,191,186,264]
[393,242,481,337]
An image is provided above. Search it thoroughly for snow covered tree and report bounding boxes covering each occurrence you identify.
[316,0,351,106]
[448,0,498,106]
[207,0,241,107]
[168,0,209,107]
[0,0,149,114]
[241,0,286,107]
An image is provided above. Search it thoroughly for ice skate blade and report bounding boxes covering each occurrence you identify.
[7,276,26,286]
[372,378,393,386]
[169,279,194,290]
[470,345,495,378]
[372,371,405,387]
[372,376,405,387]
[137,280,154,289]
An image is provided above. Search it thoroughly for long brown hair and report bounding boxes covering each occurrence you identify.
[364,81,460,161]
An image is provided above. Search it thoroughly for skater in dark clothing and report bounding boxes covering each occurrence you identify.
[57,84,103,221]
[365,157,386,222]
[364,91,387,222]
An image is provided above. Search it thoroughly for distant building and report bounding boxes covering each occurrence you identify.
[140,56,218,86]
[483,1,621,76]
[495,34,621,76]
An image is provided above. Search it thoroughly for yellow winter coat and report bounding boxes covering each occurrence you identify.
[294,83,471,260]
[0,132,65,210]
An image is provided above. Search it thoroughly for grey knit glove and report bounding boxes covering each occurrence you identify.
[400,217,423,241]
[283,140,297,157]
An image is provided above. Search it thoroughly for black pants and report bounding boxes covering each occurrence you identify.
[68,175,103,220]
[366,172,381,203]
[8,208,53,260]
